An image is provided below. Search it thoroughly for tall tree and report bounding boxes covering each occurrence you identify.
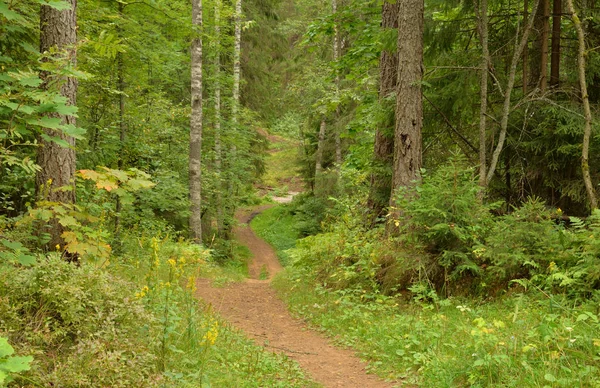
[567,0,598,209]
[531,0,550,91]
[550,0,561,87]
[390,0,423,202]
[214,0,224,234]
[332,0,342,169]
[232,0,242,125]
[475,0,490,195]
[368,0,398,218]
[37,0,78,252]
[189,0,204,243]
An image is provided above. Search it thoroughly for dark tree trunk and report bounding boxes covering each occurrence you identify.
[368,0,399,221]
[390,0,423,204]
[550,0,561,87]
[37,0,77,253]
[531,0,550,91]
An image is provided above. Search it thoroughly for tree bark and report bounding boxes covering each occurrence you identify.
[566,0,598,209]
[475,0,490,196]
[315,119,326,177]
[531,0,549,90]
[37,0,77,252]
[214,0,224,234]
[232,0,242,125]
[486,0,539,185]
[332,0,342,170]
[189,0,204,243]
[114,1,126,244]
[390,0,423,203]
[368,0,398,219]
[550,0,561,87]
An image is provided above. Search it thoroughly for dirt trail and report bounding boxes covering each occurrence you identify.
[195,203,396,388]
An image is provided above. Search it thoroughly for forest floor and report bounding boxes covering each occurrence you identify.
[195,203,396,387]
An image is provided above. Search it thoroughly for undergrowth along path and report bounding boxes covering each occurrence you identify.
[195,204,396,388]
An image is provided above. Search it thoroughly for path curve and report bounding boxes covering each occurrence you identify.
[195,204,396,388]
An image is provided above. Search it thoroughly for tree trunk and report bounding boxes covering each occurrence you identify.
[114,1,126,245]
[567,0,598,209]
[550,0,561,87]
[214,0,224,235]
[531,0,549,90]
[390,0,424,203]
[368,0,398,219]
[232,0,242,124]
[523,0,529,94]
[189,0,204,243]
[475,0,490,196]
[486,0,539,185]
[37,0,77,253]
[332,0,342,170]
[315,119,326,177]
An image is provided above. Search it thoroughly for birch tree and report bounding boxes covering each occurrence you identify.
[189,0,204,243]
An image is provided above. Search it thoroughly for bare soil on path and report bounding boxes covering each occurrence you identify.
[195,204,397,388]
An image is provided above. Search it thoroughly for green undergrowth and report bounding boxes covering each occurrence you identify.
[250,205,298,266]
[273,271,600,387]
[0,233,318,387]
[262,137,302,192]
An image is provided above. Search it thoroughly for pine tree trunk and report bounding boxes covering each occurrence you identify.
[531,0,550,90]
[475,0,490,196]
[390,0,424,203]
[550,0,561,87]
[368,0,398,219]
[567,0,598,209]
[37,0,77,253]
[189,0,204,243]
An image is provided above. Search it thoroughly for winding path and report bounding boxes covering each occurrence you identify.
[195,204,396,388]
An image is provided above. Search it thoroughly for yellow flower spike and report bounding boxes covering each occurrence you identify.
[168,258,177,267]
[55,244,61,251]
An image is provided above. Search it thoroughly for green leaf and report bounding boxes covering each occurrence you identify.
[17,254,36,266]
[54,104,78,116]
[544,373,556,382]
[41,134,70,148]
[0,239,23,251]
[38,0,72,11]
[28,116,62,129]
[0,338,14,358]
[0,3,25,22]
[1,355,34,373]
[60,124,86,139]
[18,75,42,88]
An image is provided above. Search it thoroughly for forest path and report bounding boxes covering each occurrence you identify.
[195,202,396,388]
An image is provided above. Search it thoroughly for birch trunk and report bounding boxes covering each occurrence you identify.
[332,0,342,169]
[37,0,77,252]
[189,0,204,243]
[566,0,598,209]
[486,0,539,185]
[214,0,224,234]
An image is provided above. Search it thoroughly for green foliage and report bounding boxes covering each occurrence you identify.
[275,272,600,387]
[0,337,32,386]
[250,205,298,266]
[288,193,328,237]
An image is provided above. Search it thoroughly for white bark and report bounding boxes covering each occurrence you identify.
[189,0,204,242]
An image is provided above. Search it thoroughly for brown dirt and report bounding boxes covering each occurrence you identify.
[195,205,397,388]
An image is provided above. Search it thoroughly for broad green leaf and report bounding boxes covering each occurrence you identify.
[17,254,36,266]
[128,179,155,190]
[0,239,23,251]
[0,338,14,358]
[28,117,62,129]
[38,0,72,11]
[17,75,42,87]
[60,124,85,139]
[0,3,25,22]
[41,134,70,148]
[1,355,33,373]
[54,104,78,116]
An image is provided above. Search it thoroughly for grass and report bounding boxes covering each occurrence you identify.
[273,270,600,387]
[250,205,298,266]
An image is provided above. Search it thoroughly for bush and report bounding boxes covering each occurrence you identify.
[0,257,160,386]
